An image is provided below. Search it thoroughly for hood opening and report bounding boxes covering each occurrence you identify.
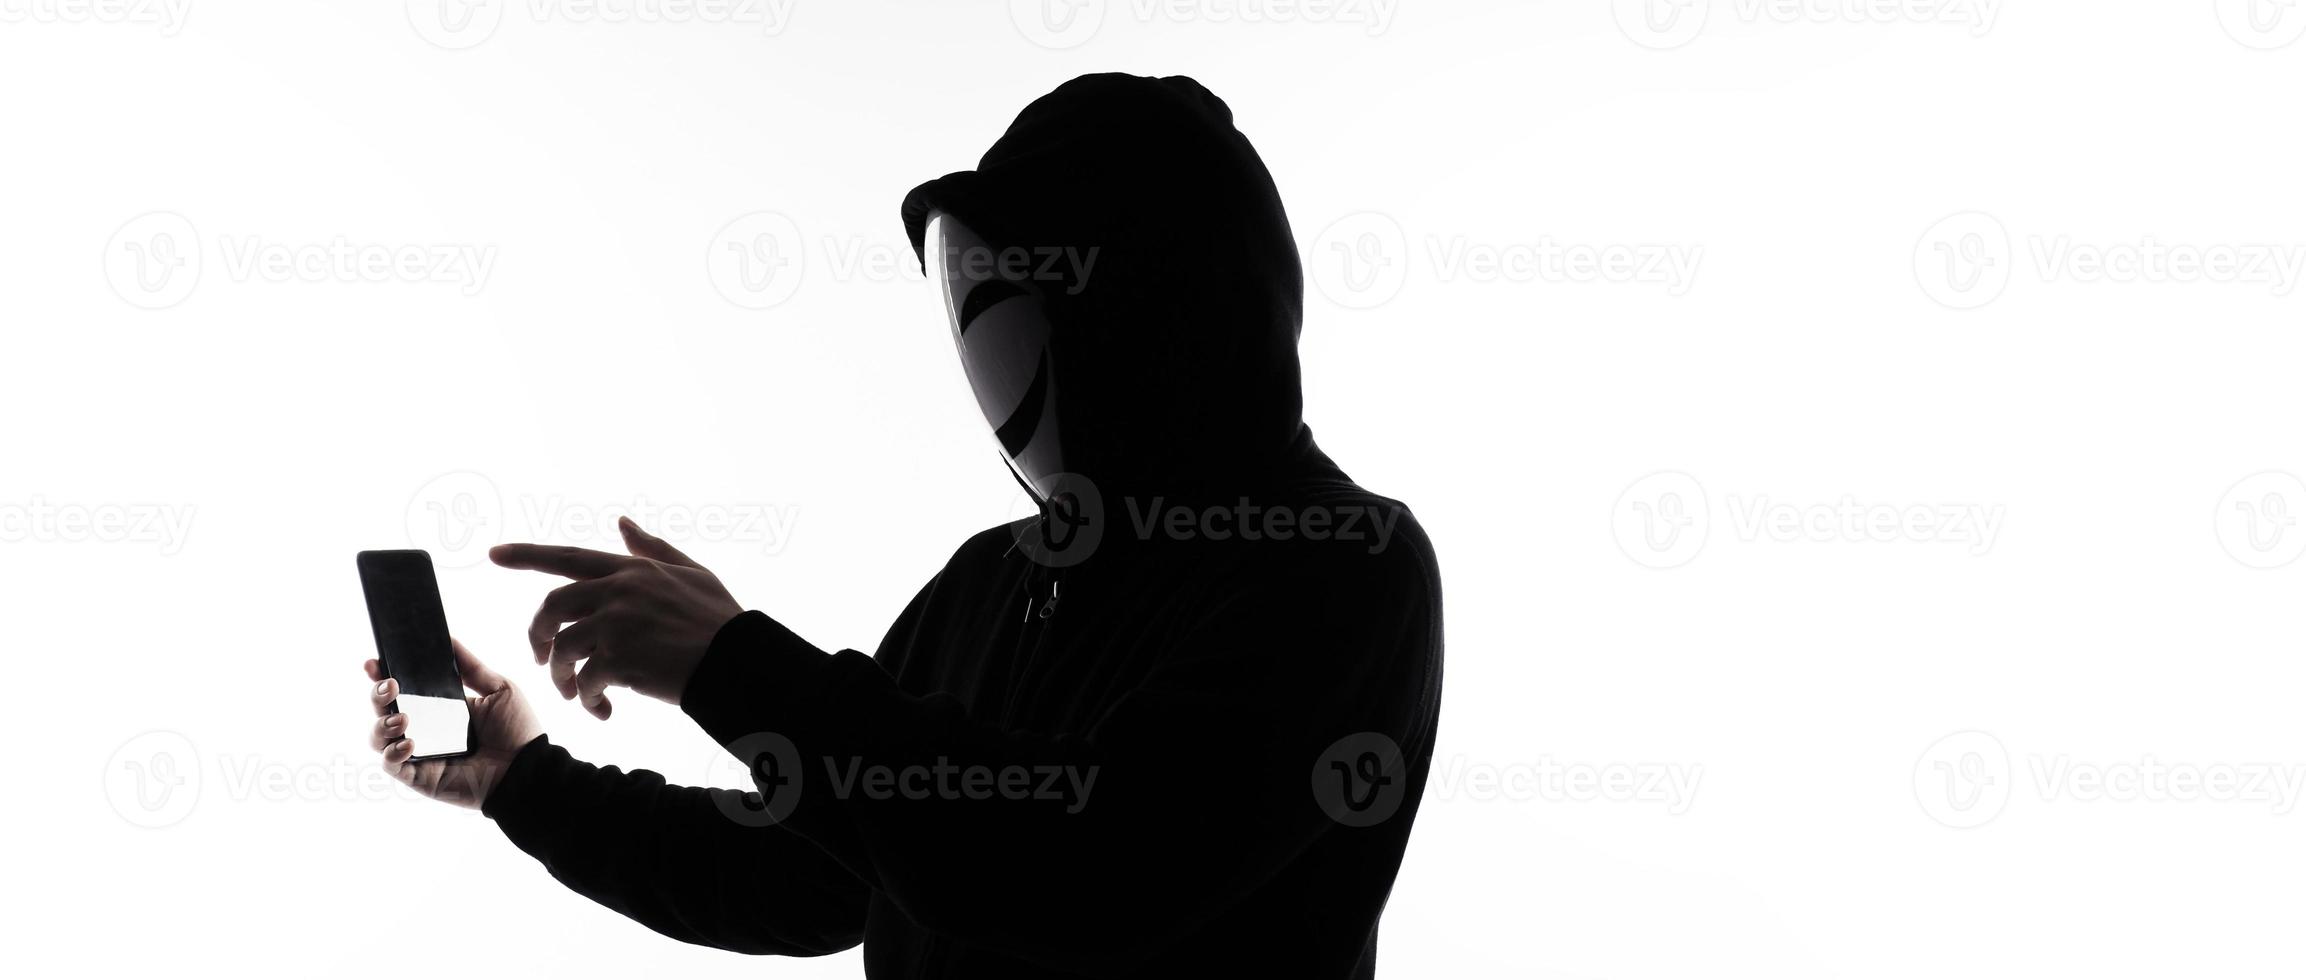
[903,73,1314,505]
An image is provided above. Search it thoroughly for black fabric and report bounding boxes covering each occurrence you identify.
[483,73,1444,978]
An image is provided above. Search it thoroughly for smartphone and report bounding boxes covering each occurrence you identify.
[356,550,473,760]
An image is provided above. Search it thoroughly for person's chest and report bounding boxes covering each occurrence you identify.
[892,553,1227,734]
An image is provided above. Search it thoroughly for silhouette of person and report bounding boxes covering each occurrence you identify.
[362,73,1444,978]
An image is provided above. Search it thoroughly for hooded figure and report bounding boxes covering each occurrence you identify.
[483,74,1445,978]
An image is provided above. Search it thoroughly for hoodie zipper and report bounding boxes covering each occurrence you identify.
[1000,513,1068,728]
[1007,509,1068,624]
[1029,577,1061,621]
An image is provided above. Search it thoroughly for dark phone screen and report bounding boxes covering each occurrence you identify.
[356,550,464,701]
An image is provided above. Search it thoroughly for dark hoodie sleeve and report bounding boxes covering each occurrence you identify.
[480,733,870,956]
[680,536,1442,974]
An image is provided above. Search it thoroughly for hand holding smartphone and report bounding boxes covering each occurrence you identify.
[357,550,473,760]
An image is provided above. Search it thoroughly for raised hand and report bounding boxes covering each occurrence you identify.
[489,516,744,720]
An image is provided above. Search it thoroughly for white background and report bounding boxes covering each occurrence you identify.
[8,1,2306,976]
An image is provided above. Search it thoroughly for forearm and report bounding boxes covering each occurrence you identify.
[482,734,869,956]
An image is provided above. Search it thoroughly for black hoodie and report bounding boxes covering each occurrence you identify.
[481,74,1445,978]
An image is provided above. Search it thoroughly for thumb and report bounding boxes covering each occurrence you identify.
[618,516,698,567]
[452,638,511,696]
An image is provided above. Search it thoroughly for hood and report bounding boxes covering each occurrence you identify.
[903,73,1312,503]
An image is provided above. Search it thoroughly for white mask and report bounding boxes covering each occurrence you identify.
[925,211,1067,502]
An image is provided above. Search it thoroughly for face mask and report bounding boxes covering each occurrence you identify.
[925,211,1066,502]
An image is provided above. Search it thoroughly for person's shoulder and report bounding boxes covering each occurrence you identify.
[1236,485,1439,595]
[945,517,1037,571]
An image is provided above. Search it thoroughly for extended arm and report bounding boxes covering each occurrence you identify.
[482,735,870,956]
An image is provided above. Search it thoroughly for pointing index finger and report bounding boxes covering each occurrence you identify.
[489,543,627,579]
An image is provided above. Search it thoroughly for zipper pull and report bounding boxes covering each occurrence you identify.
[1036,579,1062,621]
